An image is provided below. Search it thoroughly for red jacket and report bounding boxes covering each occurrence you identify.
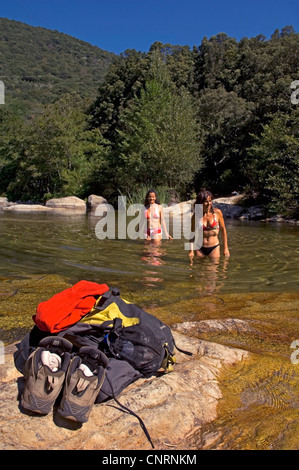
[33,280,109,333]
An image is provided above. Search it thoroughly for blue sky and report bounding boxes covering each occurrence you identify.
[1,0,298,53]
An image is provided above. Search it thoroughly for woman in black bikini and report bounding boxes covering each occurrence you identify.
[189,190,230,263]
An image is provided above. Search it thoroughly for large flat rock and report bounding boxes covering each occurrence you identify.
[0,333,250,450]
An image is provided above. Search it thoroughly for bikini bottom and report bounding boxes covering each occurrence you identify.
[147,227,162,238]
[199,244,220,256]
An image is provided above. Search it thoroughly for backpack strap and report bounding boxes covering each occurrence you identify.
[105,374,155,449]
[174,339,193,357]
[94,288,121,311]
[100,318,123,358]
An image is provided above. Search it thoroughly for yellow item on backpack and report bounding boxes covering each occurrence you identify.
[80,296,140,328]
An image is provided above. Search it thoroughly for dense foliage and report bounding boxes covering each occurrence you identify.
[0,19,298,217]
[0,17,115,112]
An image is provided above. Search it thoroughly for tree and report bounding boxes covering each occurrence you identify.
[248,111,299,217]
[193,34,239,93]
[113,53,202,197]
[150,41,194,89]
[88,50,149,143]
[0,107,29,195]
[195,87,255,193]
[5,93,108,201]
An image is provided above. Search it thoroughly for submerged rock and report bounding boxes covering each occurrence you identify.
[173,318,256,335]
[3,204,52,212]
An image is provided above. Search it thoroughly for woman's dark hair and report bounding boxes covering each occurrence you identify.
[195,190,215,212]
[144,189,160,207]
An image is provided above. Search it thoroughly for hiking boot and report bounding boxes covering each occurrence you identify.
[58,347,109,423]
[21,336,73,415]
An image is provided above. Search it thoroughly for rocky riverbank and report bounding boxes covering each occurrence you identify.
[0,194,298,224]
[212,195,299,224]
[0,195,109,215]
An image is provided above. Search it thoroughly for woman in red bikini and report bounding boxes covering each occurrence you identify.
[189,190,230,262]
[144,189,173,242]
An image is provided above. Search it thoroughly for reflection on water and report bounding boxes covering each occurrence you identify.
[0,212,298,303]
[190,256,229,295]
[141,240,166,286]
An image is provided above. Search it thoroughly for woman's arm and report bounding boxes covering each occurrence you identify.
[217,209,230,257]
[160,206,173,240]
[188,213,195,263]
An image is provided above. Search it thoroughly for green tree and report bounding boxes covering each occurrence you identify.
[88,50,149,143]
[248,111,299,217]
[195,87,254,193]
[114,53,202,196]
[150,41,194,89]
[5,94,108,201]
[193,34,240,93]
[0,106,31,195]
[237,28,299,120]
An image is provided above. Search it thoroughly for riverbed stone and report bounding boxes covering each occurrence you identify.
[0,197,9,206]
[45,196,87,212]
[3,204,52,212]
[239,205,265,220]
[0,333,250,450]
[213,195,245,218]
[87,194,109,210]
[173,318,257,335]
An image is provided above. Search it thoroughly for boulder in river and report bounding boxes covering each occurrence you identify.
[45,196,87,213]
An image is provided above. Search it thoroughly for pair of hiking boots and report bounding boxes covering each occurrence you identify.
[21,336,109,423]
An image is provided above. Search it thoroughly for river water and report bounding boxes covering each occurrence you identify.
[0,211,298,301]
[0,211,298,450]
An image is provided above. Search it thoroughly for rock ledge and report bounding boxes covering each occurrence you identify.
[0,332,250,450]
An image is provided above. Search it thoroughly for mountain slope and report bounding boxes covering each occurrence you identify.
[0,17,115,111]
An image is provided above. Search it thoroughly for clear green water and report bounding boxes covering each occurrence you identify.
[0,211,298,303]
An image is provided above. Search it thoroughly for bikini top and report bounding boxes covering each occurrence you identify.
[145,204,160,219]
[202,213,219,231]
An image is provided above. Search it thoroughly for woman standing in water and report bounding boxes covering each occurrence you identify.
[189,190,230,263]
[144,189,173,243]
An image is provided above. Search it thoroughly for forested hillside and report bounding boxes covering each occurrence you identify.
[0,18,115,111]
[0,20,298,217]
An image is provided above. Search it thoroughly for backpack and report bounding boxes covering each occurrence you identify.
[61,287,178,377]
